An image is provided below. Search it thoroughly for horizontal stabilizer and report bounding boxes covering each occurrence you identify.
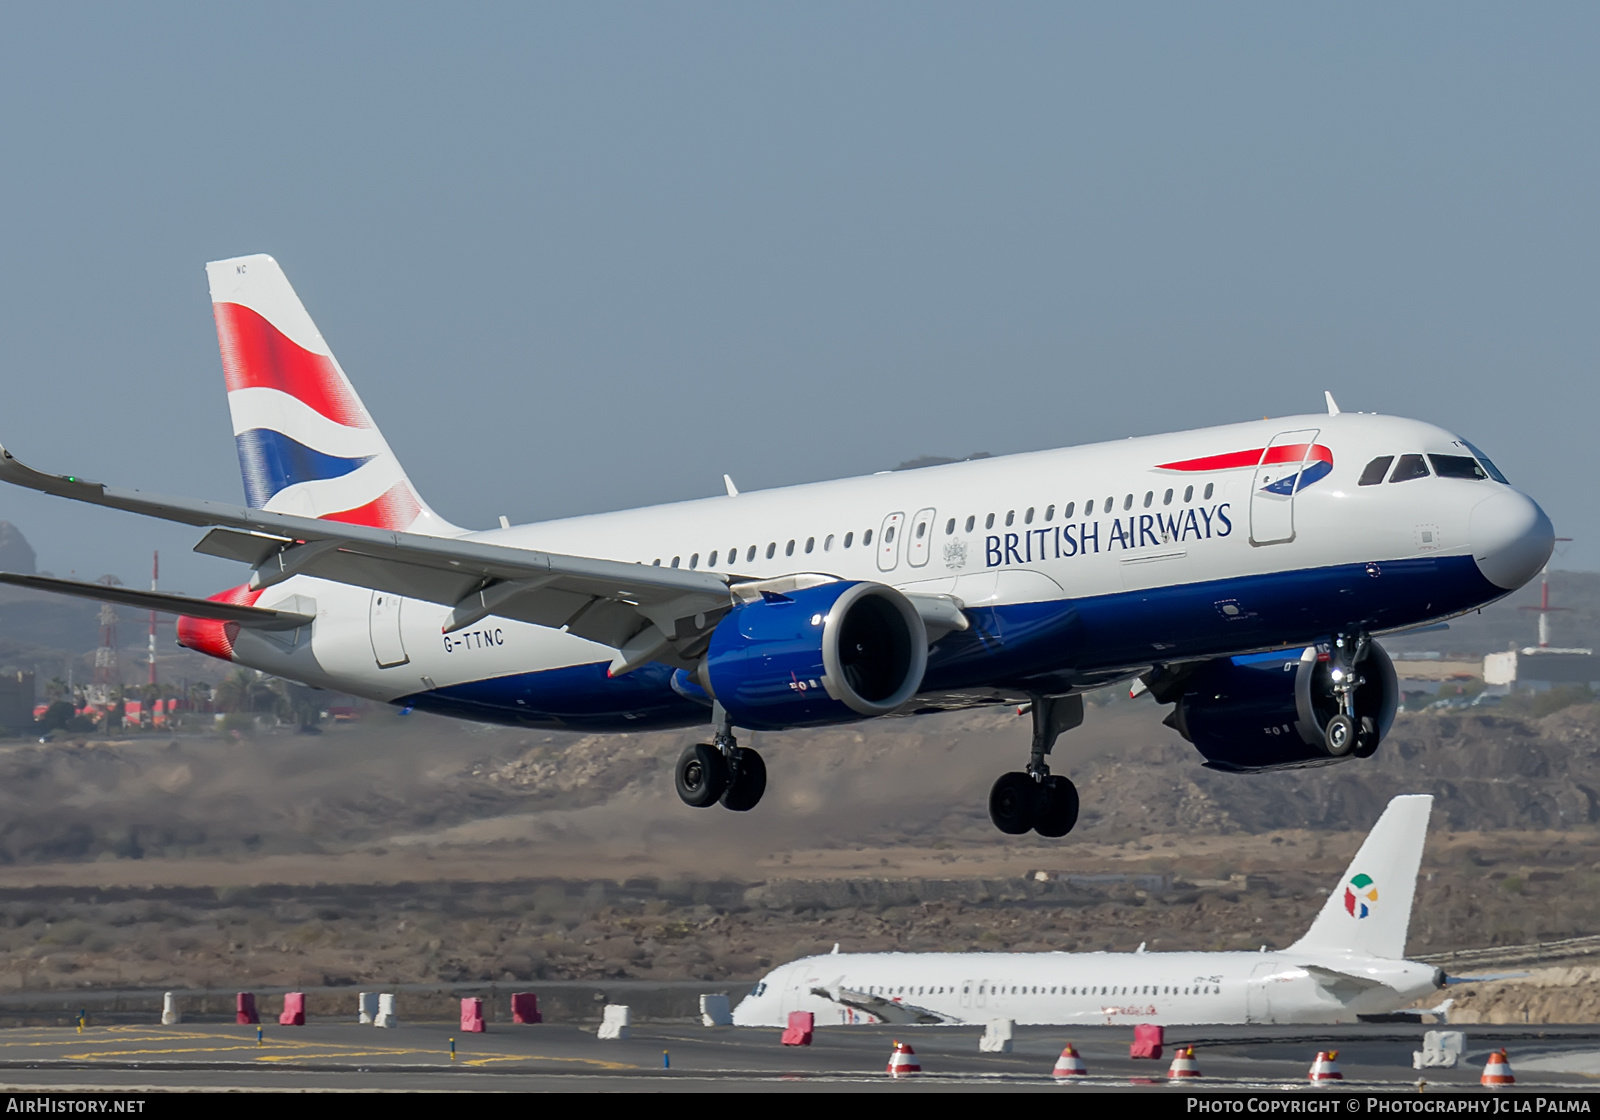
[1301,963,1387,996]
[0,573,313,631]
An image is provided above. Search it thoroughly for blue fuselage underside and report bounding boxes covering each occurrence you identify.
[400,555,1500,732]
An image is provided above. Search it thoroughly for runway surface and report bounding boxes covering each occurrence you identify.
[0,1021,1595,1091]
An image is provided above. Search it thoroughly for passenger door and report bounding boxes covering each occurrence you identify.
[1245,960,1277,1024]
[906,507,937,568]
[877,511,906,573]
[1250,428,1320,546]
[368,590,409,668]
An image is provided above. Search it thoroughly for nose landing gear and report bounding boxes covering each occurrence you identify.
[1327,632,1381,759]
[674,703,767,812]
[988,693,1083,838]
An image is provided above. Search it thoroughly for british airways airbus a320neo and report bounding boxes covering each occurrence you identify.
[0,256,1555,838]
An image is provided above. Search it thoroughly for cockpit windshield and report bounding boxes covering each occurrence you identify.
[1462,441,1510,484]
[1428,454,1489,481]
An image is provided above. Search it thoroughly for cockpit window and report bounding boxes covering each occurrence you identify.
[1428,454,1489,481]
[1358,456,1394,486]
[1463,441,1510,484]
[1389,454,1430,483]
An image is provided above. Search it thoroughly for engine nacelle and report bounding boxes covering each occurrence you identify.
[699,581,928,731]
[1160,642,1398,772]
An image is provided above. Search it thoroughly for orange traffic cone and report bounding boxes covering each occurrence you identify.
[887,1040,922,1078]
[1481,1048,1515,1086]
[1053,1043,1089,1078]
[1167,1045,1202,1079]
[1308,1050,1343,1081]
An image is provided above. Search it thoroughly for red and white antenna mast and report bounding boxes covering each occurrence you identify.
[1519,538,1574,648]
[148,551,159,687]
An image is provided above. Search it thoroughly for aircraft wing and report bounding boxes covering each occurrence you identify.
[0,572,314,630]
[1300,964,1389,996]
[0,444,733,673]
[808,985,957,1026]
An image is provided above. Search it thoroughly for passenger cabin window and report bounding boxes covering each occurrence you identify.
[985,513,995,529]
[1183,485,1193,503]
[785,540,795,556]
[766,543,776,559]
[825,534,834,550]
[709,550,719,568]
[671,556,680,568]
[747,545,757,563]
[689,553,699,569]
[1203,483,1214,500]
[1122,494,1133,511]
[1104,495,1114,510]
[965,515,975,532]
[1044,504,1054,521]
[1005,511,1015,527]
[1358,456,1394,486]
[1390,454,1430,483]
[1063,501,1075,518]
[1143,491,1153,508]
[844,532,854,548]
[1024,507,1034,524]
[1429,454,1489,481]
[945,518,955,535]
[863,529,874,546]
[805,536,815,553]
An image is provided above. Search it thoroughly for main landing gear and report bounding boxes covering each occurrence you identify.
[989,693,1083,838]
[674,704,766,813]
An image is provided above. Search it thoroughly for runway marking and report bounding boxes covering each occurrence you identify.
[0,1032,223,1049]
[460,1054,636,1070]
[50,1031,635,1072]
[65,1043,305,1060]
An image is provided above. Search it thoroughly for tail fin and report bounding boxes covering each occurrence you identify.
[206,254,459,535]
[1287,794,1433,960]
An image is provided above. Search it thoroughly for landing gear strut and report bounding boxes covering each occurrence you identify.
[674,703,767,812]
[1327,632,1380,758]
[988,693,1083,838]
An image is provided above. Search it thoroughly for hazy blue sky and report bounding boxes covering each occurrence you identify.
[0,4,1596,592]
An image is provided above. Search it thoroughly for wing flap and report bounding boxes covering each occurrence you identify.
[808,985,956,1026]
[195,527,293,566]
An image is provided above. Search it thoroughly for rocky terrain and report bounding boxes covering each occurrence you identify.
[0,696,1594,1020]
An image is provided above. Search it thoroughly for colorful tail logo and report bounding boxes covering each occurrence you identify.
[206,255,454,534]
[1343,873,1378,919]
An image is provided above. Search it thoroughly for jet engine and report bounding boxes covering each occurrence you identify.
[695,580,928,731]
[1151,642,1399,772]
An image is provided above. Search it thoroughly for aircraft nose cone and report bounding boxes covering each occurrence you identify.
[1471,490,1555,590]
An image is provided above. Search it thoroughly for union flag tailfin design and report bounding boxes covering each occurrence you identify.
[206,255,458,535]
